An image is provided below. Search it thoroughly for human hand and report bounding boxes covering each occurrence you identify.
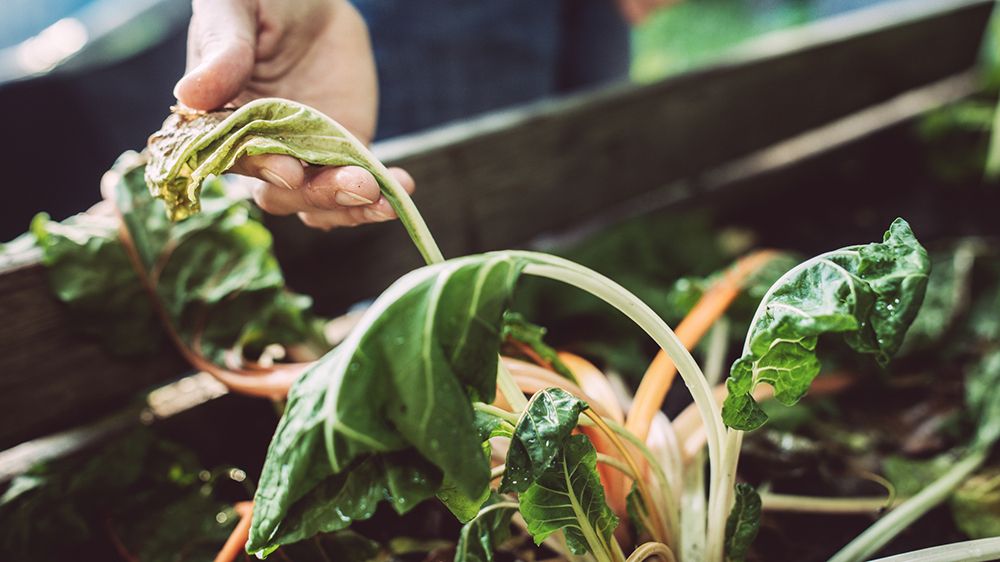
[615,0,680,25]
[174,0,413,230]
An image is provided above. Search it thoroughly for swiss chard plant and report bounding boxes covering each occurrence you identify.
[136,98,933,562]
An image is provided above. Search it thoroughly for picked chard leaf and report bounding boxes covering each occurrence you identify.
[454,493,517,562]
[723,219,930,430]
[147,100,380,221]
[724,483,761,562]
[518,434,619,557]
[501,387,588,493]
[249,254,525,556]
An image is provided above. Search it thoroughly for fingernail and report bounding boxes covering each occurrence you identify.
[172,80,182,100]
[364,208,392,222]
[260,168,294,190]
[335,190,376,206]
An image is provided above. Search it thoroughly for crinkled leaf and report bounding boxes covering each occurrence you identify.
[28,152,324,362]
[501,388,588,493]
[518,434,618,556]
[454,493,516,562]
[723,219,930,430]
[30,210,159,355]
[501,312,575,381]
[146,100,381,220]
[249,254,525,556]
[257,450,441,553]
[724,483,761,562]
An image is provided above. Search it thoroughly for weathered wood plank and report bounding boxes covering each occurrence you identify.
[0,0,991,449]
[271,0,994,311]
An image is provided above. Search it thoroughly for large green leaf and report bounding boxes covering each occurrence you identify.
[29,152,323,362]
[146,100,381,221]
[518,434,619,557]
[501,388,588,493]
[723,219,930,430]
[454,493,517,562]
[30,210,159,355]
[249,254,525,556]
[724,483,761,562]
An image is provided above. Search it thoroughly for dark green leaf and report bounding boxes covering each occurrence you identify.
[0,428,237,562]
[723,219,930,430]
[30,210,159,355]
[28,152,325,362]
[501,312,575,380]
[473,410,514,442]
[454,493,516,562]
[249,254,526,556]
[724,483,761,562]
[501,388,588,493]
[518,435,618,556]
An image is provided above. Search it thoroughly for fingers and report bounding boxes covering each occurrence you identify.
[175,0,258,110]
[242,158,416,230]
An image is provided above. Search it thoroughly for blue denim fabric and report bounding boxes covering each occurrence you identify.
[351,0,631,139]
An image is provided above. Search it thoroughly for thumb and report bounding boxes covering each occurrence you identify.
[174,0,257,111]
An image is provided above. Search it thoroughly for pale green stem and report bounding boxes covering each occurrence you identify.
[706,428,744,562]
[870,537,1000,562]
[680,449,708,562]
[597,453,638,480]
[473,402,520,425]
[761,493,902,513]
[829,447,989,562]
[706,251,847,562]
[472,500,520,519]
[497,359,528,412]
[626,542,678,562]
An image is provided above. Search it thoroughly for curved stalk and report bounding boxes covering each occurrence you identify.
[626,542,678,562]
[760,493,902,514]
[473,402,520,425]
[829,448,989,562]
[870,537,1000,562]
[706,250,852,562]
[598,453,639,480]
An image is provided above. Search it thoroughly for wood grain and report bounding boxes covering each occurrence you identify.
[0,0,991,449]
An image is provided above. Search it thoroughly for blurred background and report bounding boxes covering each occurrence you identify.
[0,0,893,241]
